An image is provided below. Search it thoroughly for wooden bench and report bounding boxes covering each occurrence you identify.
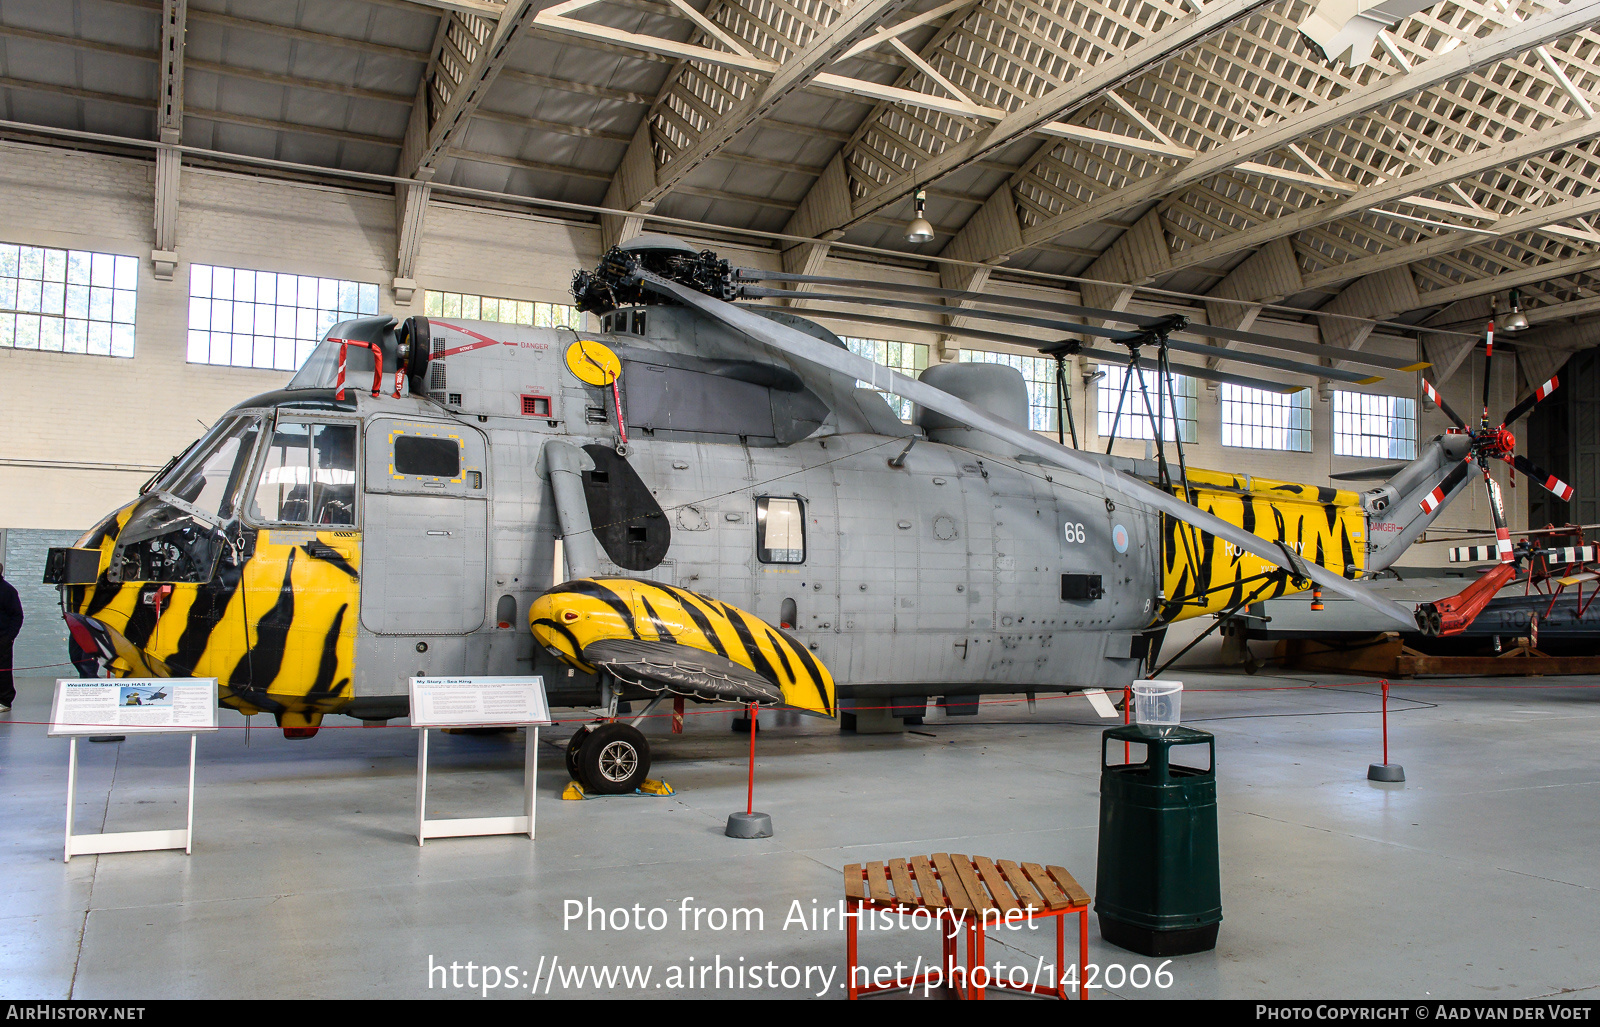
[843,853,1090,1000]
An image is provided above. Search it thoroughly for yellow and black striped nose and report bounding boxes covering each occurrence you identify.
[530,578,834,716]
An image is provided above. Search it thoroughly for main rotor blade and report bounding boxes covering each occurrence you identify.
[1481,326,1495,429]
[1328,462,1409,481]
[741,288,1383,385]
[781,306,1306,394]
[1507,454,1576,503]
[655,274,1418,631]
[1482,465,1514,563]
[738,285,1141,344]
[1502,374,1560,426]
[735,269,1428,373]
[1422,379,1467,430]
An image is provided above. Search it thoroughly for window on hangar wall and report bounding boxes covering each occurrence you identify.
[1222,383,1312,452]
[1333,391,1417,461]
[959,349,1062,433]
[187,265,379,371]
[844,337,928,421]
[1096,363,1198,443]
[0,244,138,357]
[424,291,583,331]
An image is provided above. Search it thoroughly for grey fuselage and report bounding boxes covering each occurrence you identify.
[233,303,1166,718]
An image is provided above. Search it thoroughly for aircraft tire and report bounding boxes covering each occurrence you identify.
[565,728,590,781]
[575,722,651,794]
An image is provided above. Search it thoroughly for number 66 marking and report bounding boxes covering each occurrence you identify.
[1063,521,1086,544]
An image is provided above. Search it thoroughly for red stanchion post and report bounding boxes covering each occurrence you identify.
[1367,679,1405,782]
[726,704,773,838]
[746,702,756,816]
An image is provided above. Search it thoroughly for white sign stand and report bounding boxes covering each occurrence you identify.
[49,678,218,862]
[409,676,552,846]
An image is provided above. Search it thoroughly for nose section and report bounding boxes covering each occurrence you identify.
[528,586,594,668]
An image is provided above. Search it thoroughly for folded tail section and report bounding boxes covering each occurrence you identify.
[1361,433,1475,572]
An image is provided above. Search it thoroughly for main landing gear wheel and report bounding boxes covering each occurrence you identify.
[570,722,651,794]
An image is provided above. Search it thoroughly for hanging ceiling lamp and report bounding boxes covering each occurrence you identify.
[905,189,934,244]
[1502,288,1530,333]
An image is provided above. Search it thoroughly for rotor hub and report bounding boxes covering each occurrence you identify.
[1479,426,1516,458]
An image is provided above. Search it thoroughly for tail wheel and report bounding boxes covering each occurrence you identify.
[574,722,651,794]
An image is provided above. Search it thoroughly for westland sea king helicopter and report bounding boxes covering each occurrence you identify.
[46,236,1554,794]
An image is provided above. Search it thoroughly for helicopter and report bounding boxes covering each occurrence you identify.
[45,234,1483,794]
[121,685,168,706]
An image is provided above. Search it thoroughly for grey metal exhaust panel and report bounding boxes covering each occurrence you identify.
[542,440,602,580]
[646,273,1419,631]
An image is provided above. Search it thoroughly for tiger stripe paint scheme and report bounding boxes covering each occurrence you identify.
[1158,468,1366,622]
[529,577,835,716]
[64,500,361,728]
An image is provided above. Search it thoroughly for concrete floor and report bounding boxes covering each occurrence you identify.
[2,670,1598,1000]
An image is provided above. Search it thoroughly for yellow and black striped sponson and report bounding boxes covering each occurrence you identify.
[530,577,835,716]
[64,501,361,729]
[1157,468,1366,624]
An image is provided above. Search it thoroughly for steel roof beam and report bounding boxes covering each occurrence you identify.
[152,0,186,281]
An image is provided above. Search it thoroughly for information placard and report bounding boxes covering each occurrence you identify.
[48,678,218,736]
[409,676,551,728]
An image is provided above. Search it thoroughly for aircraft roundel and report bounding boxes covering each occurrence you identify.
[1113,524,1129,553]
[565,339,622,386]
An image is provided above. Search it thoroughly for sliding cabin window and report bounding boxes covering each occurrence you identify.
[249,420,359,526]
[756,497,805,565]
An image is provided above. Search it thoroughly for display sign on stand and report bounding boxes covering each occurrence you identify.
[49,678,218,862]
[409,676,552,846]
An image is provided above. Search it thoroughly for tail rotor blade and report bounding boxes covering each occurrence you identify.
[1422,378,1467,430]
[1502,375,1560,426]
[1508,453,1576,502]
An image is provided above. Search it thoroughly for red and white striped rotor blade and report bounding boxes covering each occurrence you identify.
[1502,375,1560,426]
[1508,454,1576,502]
[1420,458,1471,514]
[1422,378,1467,430]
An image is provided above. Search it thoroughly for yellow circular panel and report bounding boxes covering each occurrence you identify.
[565,340,622,386]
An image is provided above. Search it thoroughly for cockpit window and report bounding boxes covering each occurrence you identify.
[249,421,358,526]
[161,416,261,521]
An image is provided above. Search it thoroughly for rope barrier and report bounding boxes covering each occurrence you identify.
[3,675,1595,731]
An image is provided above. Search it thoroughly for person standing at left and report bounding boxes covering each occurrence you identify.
[0,565,22,712]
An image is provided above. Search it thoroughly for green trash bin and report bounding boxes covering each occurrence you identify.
[1095,723,1222,957]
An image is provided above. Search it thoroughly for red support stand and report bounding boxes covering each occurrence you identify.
[726,704,773,838]
[1367,679,1405,782]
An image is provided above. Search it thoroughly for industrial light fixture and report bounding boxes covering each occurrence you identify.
[1502,289,1530,333]
[905,189,934,244]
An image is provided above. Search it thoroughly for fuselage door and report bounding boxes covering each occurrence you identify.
[361,417,488,635]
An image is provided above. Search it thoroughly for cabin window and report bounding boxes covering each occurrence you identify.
[756,496,805,564]
[394,435,460,478]
[249,421,358,525]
